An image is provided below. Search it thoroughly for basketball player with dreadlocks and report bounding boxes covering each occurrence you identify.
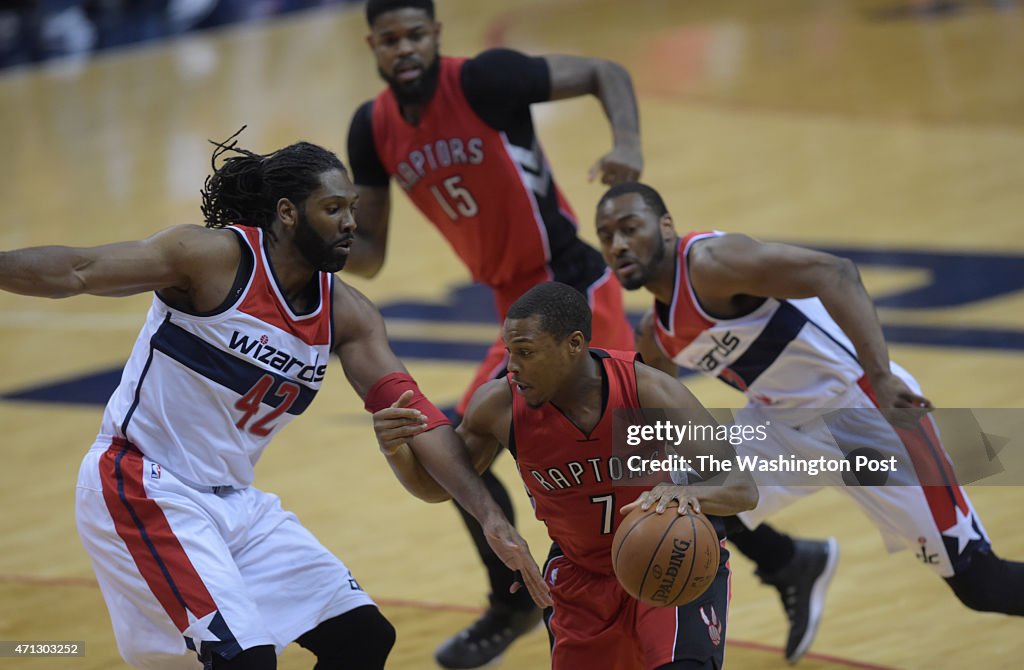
[0,131,550,670]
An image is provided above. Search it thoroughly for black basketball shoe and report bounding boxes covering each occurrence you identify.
[434,604,542,669]
[756,537,839,664]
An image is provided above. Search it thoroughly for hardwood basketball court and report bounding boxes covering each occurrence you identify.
[1,1,1022,667]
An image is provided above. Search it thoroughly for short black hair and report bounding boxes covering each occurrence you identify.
[200,127,346,236]
[597,182,668,219]
[366,0,434,26]
[507,282,592,342]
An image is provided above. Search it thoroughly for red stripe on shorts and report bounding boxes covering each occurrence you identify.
[99,438,218,632]
[856,377,966,530]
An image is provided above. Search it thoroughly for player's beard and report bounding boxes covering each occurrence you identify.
[294,209,348,273]
[621,238,666,291]
[381,53,441,107]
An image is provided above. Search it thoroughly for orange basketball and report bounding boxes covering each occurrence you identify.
[611,504,720,607]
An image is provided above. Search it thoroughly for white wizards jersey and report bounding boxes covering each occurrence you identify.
[98,225,333,488]
[653,232,863,408]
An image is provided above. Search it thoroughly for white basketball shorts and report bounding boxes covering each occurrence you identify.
[75,437,375,669]
[735,363,990,578]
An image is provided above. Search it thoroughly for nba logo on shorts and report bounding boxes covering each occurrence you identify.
[150,463,161,479]
[700,605,721,647]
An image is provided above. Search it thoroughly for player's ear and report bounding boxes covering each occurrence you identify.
[659,213,675,242]
[366,30,380,51]
[568,330,586,354]
[277,198,298,230]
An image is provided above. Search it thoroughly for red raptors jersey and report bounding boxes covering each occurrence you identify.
[510,349,657,575]
[370,57,577,289]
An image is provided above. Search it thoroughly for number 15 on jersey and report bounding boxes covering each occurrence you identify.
[430,175,479,221]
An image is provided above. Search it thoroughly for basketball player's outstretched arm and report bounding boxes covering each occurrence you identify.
[0,225,240,308]
[372,379,507,491]
[622,362,759,517]
[337,286,551,608]
[688,234,932,421]
[544,54,643,185]
[374,390,502,501]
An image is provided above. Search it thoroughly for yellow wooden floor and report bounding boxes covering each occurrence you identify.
[2,1,1023,668]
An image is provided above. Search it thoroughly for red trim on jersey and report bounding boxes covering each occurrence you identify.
[232,226,332,346]
[724,539,731,604]
[99,438,218,632]
[652,233,716,357]
[856,376,967,529]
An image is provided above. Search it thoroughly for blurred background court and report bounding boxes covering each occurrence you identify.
[1,0,1022,667]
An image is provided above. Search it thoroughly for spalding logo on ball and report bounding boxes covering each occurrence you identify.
[611,504,719,607]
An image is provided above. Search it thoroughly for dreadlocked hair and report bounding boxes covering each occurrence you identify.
[200,126,346,237]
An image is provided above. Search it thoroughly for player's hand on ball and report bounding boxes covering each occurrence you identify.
[372,390,428,455]
[482,518,553,609]
[588,144,643,186]
[621,484,701,516]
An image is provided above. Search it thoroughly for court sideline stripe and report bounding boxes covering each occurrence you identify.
[0,571,899,670]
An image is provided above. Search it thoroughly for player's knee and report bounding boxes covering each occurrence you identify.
[360,610,397,663]
[209,644,276,669]
[946,550,1010,613]
[948,573,1000,612]
[297,605,395,669]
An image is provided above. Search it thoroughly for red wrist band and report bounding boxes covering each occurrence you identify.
[364,372,450,431]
